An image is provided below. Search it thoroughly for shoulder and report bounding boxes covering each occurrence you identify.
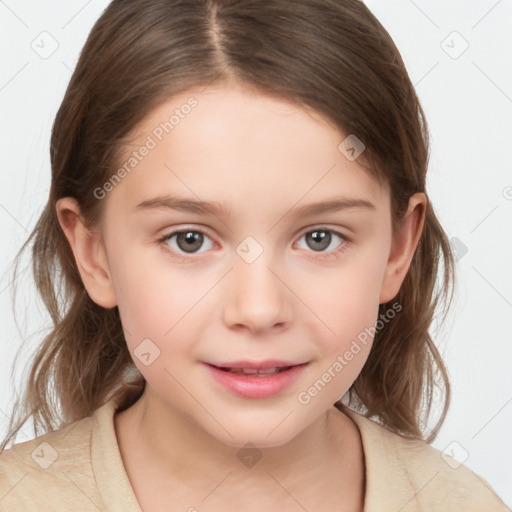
[343,407,511,512]
[0,409,102,511]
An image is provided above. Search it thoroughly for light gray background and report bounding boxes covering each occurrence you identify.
[1,0,511,506]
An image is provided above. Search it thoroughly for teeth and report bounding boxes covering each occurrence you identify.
[254,367,279,374]
[226,366,289,375]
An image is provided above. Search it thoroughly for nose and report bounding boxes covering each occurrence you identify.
[222,253,291,334]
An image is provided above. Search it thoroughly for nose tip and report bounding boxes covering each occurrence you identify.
[222,257,291,333]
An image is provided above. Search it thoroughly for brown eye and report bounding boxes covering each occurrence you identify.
[305,230,332,251]
[296,228,346,255]
[161,229,214,255]
[176,231,204,253]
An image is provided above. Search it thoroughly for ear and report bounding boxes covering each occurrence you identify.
[379,192,427,303]
[56,197,117,309]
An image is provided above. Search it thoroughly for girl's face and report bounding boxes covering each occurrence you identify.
[83,83,422,447]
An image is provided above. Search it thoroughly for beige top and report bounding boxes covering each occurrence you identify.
[0,397,509,511]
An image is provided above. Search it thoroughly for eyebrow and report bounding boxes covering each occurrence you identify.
[134,194,376,218]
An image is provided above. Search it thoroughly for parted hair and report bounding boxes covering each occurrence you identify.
[1,0,454,452]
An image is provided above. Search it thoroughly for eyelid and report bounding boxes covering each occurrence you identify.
[296,224,350,240]
[158,225,215,245]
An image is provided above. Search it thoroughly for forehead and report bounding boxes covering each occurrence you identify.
[109,83,388,214]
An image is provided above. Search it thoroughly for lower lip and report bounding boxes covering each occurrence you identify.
[203,363,309,399]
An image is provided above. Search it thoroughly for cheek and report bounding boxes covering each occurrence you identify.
[294,242,388,395]
[302,244,388,341]
[107,239,179,340]
[108,239,217,367]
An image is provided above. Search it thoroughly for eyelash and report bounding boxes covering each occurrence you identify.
[157,226,350,261]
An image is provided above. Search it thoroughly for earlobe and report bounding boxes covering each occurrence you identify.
[379,193,427,304]
[55,197,117,309]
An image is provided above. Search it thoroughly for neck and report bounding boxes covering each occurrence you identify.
[114,384,365,509]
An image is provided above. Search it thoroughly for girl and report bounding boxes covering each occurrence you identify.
[0,0,509,510]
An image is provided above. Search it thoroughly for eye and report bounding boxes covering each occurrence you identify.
[158,228,215,256]
[295,227,347,258]
[158,226,349,261]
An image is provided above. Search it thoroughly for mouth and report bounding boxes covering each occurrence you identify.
[202,361,310,399]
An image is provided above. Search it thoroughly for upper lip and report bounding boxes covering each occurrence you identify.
[205,360,308,370]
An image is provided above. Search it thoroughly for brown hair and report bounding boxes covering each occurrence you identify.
[1,0,454,451]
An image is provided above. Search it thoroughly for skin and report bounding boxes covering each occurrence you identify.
[56,81,426,512]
